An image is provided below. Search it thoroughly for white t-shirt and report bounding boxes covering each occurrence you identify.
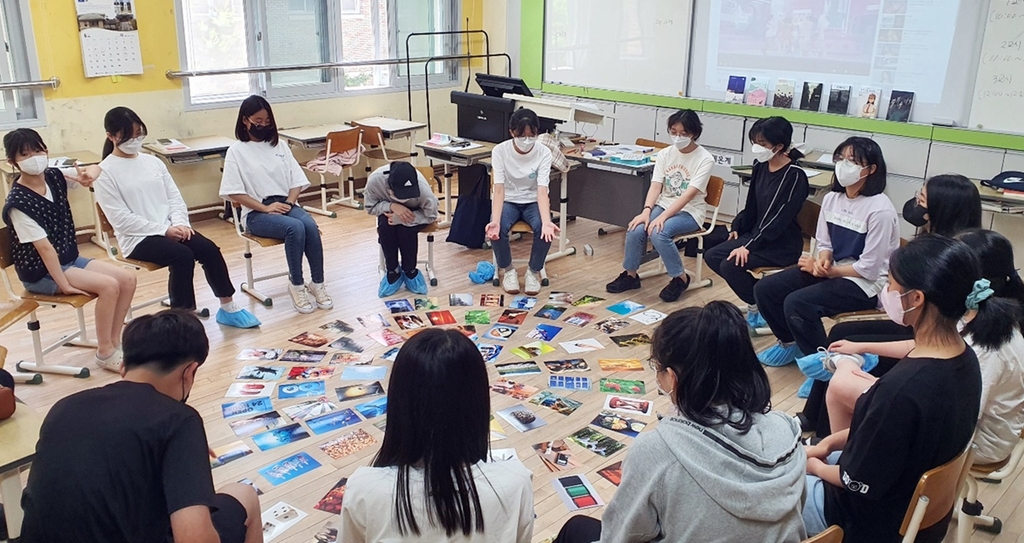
[7,171,80,243]
[340,459,535,543]
[652,144,715,224]
[94,154,190,257]
[219,140,310,226]
[491,140,553,205]
[970,329,1024,464]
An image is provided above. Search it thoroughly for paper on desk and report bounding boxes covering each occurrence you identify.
[800,168,824,177]
[596,144,654,156]
[48,157,76,168]
[440,142,483,152]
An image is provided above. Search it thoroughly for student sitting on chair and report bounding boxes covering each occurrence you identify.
[486,108,558,296]
[94,107,260,329]
[0,128,135,371]
[219,95,332,314]
[753,137,899,367]
[554,302,806,543]
[705,117,808,329]
[19,310,262,543]
[340,328,534,542]
[802,236,983,542]
[902,173,983,236]
[364,161,439,297]
[605,109,714,302]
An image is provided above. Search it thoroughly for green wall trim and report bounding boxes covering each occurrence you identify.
[932,127,1024,152]
[520,0,543,88]
[700,102,933,139]
[540,83,703,110]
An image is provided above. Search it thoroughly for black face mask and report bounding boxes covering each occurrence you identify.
[902,197,928,228]
[180,365,191,404]
[249,124,275,142]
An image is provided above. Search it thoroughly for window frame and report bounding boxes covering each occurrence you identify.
[0,0,46,129]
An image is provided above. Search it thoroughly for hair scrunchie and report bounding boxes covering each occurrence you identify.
[966,278,994,310]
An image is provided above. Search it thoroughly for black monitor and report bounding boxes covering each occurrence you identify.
[475,73,532,98]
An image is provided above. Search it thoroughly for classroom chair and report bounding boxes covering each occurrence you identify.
[0,299,42,384]
[957,431,1024,541]
[491,221,551,288]
[900,443,974,543]
[375,167,442,287]
[231,204,288,307]
[351,122,414,164]
[635,138,669,150]
[0,227,94,379]
[802,525,844,543]
[636,175,726,290]
[303,129,364,217]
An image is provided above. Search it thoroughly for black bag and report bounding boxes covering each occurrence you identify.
[446,164,492,249]
[683,223,730,257]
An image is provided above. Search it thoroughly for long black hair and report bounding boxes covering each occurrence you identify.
[3,128,47,163]
[235,95,280,146]
[923,174,982,237]
[956,230,1024,350]
[102,106,147,159]
[831,136,887,196]
[748,116,803,160]
[373,328,489,537]
[650,301,772,434]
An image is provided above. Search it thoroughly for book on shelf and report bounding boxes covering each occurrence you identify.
[827,84,851,115]
[744,77,769,106]
[800,82,823,112]
[773,79,795,109]
[725,75,747,103]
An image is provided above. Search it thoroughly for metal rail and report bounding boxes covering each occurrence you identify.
[0,77,60,91]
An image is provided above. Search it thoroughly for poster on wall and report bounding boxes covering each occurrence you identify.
[76,0,143,77]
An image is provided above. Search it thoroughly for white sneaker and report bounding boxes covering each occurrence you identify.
[95,348,123,373]
[306,282,333,310]
[502,269,521,295]
[289,284,315,314]
[524,270,542,296]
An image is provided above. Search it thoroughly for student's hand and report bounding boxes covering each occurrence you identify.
[485,221,500,241]
[176,226,194,241]
[65,163,101,187]
[798,255,817,274]
[805,442,831,462]
[264,202,291,215]
[812,257,832,278]
[806,456,828,477]
[727,246,750,267]
[628,210,651,231]
[58,283,89,297]
[389,203,416,224]
[828,340,864,355]
[541,221,560,242]
[647,214,668,235]
[728,231,739,240]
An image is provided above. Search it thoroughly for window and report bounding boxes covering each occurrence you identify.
[0,0,45,126]
[176,0,459,107]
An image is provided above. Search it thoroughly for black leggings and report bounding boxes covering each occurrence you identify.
[704,238,796,305]
[554,515,602,543]
[377,215,423,274]
[129,232,235,310]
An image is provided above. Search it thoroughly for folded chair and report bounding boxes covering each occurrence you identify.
[231,204,287,307]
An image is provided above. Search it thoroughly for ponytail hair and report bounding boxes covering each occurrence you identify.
[102,107,147,159]
[956,229,1024,350]
[748,116,805,161]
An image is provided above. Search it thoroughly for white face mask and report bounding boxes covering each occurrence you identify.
[670,135,692,149]
[17,154,48,176]
[835,159,866,187]
[751,143,775,163]
[118,136,145,156]
[513,136,536,152]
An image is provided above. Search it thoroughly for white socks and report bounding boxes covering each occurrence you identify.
[221,300,241,313]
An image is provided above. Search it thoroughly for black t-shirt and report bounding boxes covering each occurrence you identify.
[824,348,982,543]
[20,381,216,543]
[732,160,809,262]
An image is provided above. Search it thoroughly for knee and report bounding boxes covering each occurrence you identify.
[783,291,814,317]
[119,271,137,293]
[624,227,647,246]
[650,231,674,249]
[219,483,260,524]
[95,275,120,298]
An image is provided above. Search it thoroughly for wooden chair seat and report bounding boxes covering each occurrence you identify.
[833,309,886,323]
[510,221,534,235]
[18,291,96,308]
[242,232,285,248]
[803,525,843,543]
[121,257,164,272]
[421,221,440,234]
[970,457,1011,475]
[0,300,38,333]
[365,148,411,161]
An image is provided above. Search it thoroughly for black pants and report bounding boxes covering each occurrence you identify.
[554,515,602,543]
[377,215,423,274]
[704,238,796,305]
[129,232,235,310]
[802,320,913,437]
[753,268,878,355]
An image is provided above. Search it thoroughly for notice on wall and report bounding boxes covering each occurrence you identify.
[76,0,143,78]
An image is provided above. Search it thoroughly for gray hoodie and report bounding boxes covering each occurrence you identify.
[363,165,439,226]
[598,410,807,543]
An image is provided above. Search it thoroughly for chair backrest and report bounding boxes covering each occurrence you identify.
[415,165,436,183]
[803,525,844,543]
[798,200,820,240]
[636,138,669,149]
[0,227,14,271]
[899,443,975,536]
[705,175,726,208]
[95,204,115,236]
[325,129,362,156]
[351,122,385,148]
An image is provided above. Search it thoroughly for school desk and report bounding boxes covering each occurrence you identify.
[144,135,237,221]
[348,116,426,155]
[0,403,43,540]
[730,165,834,198]
[279,124,363,215]
[563,143,658,233]
[415,139,496,228]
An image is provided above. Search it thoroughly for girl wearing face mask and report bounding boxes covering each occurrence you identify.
[902,173,982,236]
[753,137,899,367]
[1,128,135,371]
[705,116,809,330]
[802,235,983,542]
[94,107,260,329]
[220,95,332,314]
[606,109,715,303]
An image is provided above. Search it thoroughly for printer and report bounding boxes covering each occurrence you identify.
[451,73,558,143]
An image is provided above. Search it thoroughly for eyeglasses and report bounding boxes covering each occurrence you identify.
[248,117,272,128]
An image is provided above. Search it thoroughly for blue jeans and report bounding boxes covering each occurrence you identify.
[22,256,93,295]
[622,206,699,278]
[803,451,842,536]
[492,201,550,272]
[246,206,324,286]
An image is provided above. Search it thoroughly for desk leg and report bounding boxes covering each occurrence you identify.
[0,466,25,540]
[545,170,575,262]
[438,165,453,228]
[598,226,625,236]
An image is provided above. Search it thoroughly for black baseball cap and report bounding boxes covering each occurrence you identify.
[387,162,420,200]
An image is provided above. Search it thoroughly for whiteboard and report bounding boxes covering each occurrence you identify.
[543,0,693,97]
[969,1,1024,135]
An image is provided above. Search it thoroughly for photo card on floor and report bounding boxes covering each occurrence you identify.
[598,378,646,395]
[225,382,276,398]
[551,474,604,511]
[222,397,274,419]
[281,396,338,421]
[529,390,584,416]
[319,319,354,335]
[288,332,329,348]
[591,410,648,438]
[335,381,385,403]
[313,478,348,514]
[235,365,285,381]
[384,299,415,313]
[496,404,548,433]
[545,358,590,373]
[258,452,321,486]
[465,309,491,325]
[236,348,282,361]
[280,350,328,364]
[252,423,311,452]
[319,429,376,460]
[306,408,362,435]
[533,439,581,472]
[277,380,327,400]
[568,427,625,457]
[260,502,308,542]
[491,378,540,400]
[229,410,285,438]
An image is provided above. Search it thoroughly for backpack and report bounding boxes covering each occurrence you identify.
[446,164,492,250]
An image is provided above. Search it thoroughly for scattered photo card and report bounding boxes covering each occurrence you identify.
[258,452,321,486]
[610,333,652,348]
[278,381,326,400]
[341,365,387,381]
[222,398,273,419]
[394,314,426,331]
[496,404,548,433]
[314,478,348,514]
[552,474,604,511]
[491,378,540,400]
[335,381,385,403]
[598,358,644,371]
[210,440,253,468]
[229,410,285,438]
[306,408,362,435]
[535,304,567,320]
[549,375,590,391]
[605,394,654,417]
[592,410,648,438]
[509,296,538,310]
[568,427,625,457]
[328,336,366,353]
[572,294,605,307]
[485,323,518,341]
[280,350,328,364]
[372,418,388,433]
[235,365,285,381]
[286,366,334,380]
[426,310,456,326]
[381,347,401,362]
[510,341,555,360]
[288,332,329,348]
[354,396,388,419]
[533,439,581,472]
[530,390,583,416]
[367,328,405,347]
[560,338,604,354]
[319,430,376,461]
[526,323,562,341]
[451,325,478,341]
[564,312,597,327]
[597,461,624,486]
[549,292,574,304]
[252,423,310,452]
[281,396,337,422]
[385,299,415,314]
[465,310,491,325]
[495,360,542,377]
[356,313,390,329]
[225,382,276,398]
[476,343,503,363]
[449,293,474,307]
[238,478,263,495]
[319,320,354,335]
[329,352,372,365]
[489,448,517,461]
[414,297,440,310]
[313,520,339,543]
[498,309,528,326]
[594,317,630,334]
[236,348,282,361]
[480,293,505,307]
[599,378,646,395]
[607,300,645,316]
[260,501,309,542]
[489,416,507,441]
[545,358,590,373]
[630,310,667,325]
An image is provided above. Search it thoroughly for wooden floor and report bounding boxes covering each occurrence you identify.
[3,203,1022,543]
